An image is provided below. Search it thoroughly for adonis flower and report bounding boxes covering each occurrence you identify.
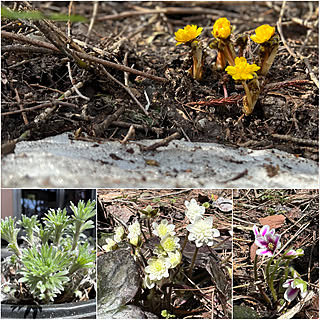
[212,17,231,39]
[185,199,205,223]
[175,25,203,46]
[225,57,260,81]
[253,224,281,257]
[186,216,220,247]
[145,257,170,281]
[250,24,275,44]
[152,219,176,239]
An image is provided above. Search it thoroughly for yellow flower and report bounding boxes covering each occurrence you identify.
[250,25,275,44]
[212,17,231,39]
[225,57,260,81]
[175,25,203,46]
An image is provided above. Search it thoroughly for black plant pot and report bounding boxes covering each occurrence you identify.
[1,299,96,319]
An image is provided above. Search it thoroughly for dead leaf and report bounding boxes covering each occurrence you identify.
[259,214,286,229]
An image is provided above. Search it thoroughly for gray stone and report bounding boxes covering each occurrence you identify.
[98,304,158,319]
[1,133,318,188]
[97,248,141,313]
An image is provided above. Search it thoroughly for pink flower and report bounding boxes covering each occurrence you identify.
[283,271,308,302]
[253,224,281,257]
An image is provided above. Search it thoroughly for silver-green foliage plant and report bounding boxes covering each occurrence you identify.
[1,200,96,304]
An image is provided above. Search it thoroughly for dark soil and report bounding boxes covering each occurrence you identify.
[97,189,232,319]
[233,189,319,319]
[1,1,318,160]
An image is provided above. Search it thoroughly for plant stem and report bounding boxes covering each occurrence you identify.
[254,255,272,306]
[181,232,189,254]
[147,219,152,237]
[188,246,199,278]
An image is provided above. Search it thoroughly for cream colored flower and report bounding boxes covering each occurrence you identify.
[114,226,124,243]
[185,198,205,223]
[167,250,182,268]
[102,238,117,252]
[152,219,176,238]
[145,257,170,281]
[160,235,180,252]
[186,216,220,247]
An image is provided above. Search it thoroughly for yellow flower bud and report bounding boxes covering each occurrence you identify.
[250,25,275,44]
[212,17,231,39]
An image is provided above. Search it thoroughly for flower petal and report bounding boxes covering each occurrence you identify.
[256,248,273,256]
[260,225,270,236]
[284,286,299,302]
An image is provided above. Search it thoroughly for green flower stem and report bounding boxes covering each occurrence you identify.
[71,223,81,251]
[279,259,290,293]
[269,258,281,302]
[188,246,199,278]
[254,255,272,306]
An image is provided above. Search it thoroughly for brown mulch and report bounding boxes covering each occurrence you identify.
[1,1,318,160]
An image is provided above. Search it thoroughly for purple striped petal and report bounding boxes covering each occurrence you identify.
[256,248,273,256]
[253,225,259,237]
[269,228,275,235]
[261,225,270,236]
[284,286,299,302]
[283,279,294,288]
[255,238,268,247]
[285,249,296,256]
[274,234,281,248]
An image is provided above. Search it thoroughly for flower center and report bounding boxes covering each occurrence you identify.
[268,243,274,251]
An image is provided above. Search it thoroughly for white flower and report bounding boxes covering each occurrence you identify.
[114,226,124,243]
[167,250,182,268]
[145,257,170,281]
[102,238,117,252]
[128,221,141,239]
[186,216,220,247]
[185,198,205,223]
[152,219,176,238]
[143,275,155,289]
[160,235,180,252]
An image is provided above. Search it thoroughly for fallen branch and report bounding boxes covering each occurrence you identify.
[140,132,180,151]
[271,134,318,146]
[1,30,167,82]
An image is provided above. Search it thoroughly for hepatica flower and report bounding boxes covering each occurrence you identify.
[284,248,304,259]
[283,271,308,302]
[114,226,124,243]
[102,238,117,252]
[128,221,141,246]
[175,25,203,46]
[186,216,220,247]
[226,57,260,81]
[212,17,231,39]
[145,256,170,281]
[160,235,180,252]
[152,219,176,238]
[185,198,205,223]
[250,24,275,44]
[253,224,281,257]
[167,250,182,268]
